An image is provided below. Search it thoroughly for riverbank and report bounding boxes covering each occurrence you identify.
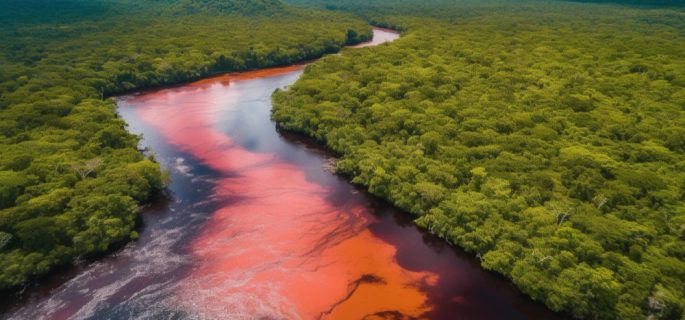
[2,28,561,319]
[0,2,374,295]
[0,26,388,317]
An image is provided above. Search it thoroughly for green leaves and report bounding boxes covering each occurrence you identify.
[0,232,12,251]
[0,171,29,209]
[15,216,66,252]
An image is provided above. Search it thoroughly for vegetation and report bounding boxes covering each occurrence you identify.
[566,0,684,6]
[276,1,685,319]
[3,0,682,318]
[0,0,370,291]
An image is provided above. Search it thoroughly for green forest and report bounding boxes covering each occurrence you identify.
[2,0,684,318]
[0,0,371,291]
[275,0,685,319]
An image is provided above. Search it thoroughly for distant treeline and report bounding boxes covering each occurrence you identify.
[566,0,685,6]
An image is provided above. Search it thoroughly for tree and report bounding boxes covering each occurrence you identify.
[14,217,64,252]
[72,158,103,180]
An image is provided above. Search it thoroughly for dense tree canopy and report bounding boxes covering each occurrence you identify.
[162,0,287,14]
[275,1,685,319]
[0,0,370,291]
[567,0,684,6]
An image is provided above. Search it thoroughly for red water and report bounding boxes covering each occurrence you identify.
[0,28,561,320]
[133,64,437,319]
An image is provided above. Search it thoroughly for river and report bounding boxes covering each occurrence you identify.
[0,28,560,320]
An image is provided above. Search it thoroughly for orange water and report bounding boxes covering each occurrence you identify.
[134,66,437,319]
[1,28,560,320]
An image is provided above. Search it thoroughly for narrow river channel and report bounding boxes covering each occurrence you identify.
[1,28,560,320]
